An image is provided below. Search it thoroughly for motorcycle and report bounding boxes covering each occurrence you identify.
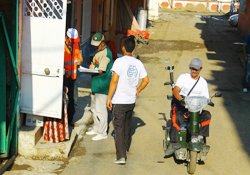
[163,66,222,174]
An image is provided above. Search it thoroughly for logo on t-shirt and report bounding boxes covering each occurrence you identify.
[127,65,138,86]
[127,65,138,78]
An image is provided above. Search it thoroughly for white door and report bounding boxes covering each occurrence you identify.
[20,0,67,118]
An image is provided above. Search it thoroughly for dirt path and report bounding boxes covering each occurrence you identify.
[61,9,250,175]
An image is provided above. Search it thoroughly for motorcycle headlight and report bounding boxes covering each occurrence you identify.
[191,137,199,143]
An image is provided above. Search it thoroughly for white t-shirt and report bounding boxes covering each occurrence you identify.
[175,73,209,99]
[111,56,148,104]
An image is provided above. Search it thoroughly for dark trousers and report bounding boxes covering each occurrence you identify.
[243,54,250,88]
[64,76,77,123]
[170,106,211,142]
[111,103,135,160]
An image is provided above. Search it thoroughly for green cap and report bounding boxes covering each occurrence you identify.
[91,33,104,46]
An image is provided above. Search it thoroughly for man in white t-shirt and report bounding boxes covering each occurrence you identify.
[107,36,149,165]
[165,58,211,156]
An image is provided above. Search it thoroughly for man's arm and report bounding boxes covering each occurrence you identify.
[136,76,149,97]
[77,52,83,65]
[172,86,183,101]
[98,56,110,74]
[107,72,119,110]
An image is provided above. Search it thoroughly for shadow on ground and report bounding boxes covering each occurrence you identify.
[196,13,250,156]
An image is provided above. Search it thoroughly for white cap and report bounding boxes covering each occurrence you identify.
[67,28,78,39]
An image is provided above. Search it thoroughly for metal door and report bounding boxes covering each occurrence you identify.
[20,0,67,118]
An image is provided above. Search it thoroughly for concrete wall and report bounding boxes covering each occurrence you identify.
[148,0,159,20]
[160,0,240,13]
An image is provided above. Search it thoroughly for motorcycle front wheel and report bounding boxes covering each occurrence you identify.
[163,128,170,150]
[187,151,197,174]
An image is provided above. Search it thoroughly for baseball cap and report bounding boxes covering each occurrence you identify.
[67,28,78,39]
[91,33,104,46]
[189,58,202,70]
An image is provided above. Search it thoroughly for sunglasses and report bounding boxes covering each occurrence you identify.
[190,67,200,71]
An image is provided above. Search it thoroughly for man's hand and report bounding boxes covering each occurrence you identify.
[107,98,112,111]
[180,98,185,106]
[245,56,248,63]
[64,86,68,94]
[172,86,185,105]
[89,62,95,69]
[76,59,81,65]
[183,111,190,119]
[136,76,149,98]
[107,72,119,111]
[98,69,103,74]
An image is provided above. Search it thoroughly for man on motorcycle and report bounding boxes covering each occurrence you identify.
[165,58,212,156]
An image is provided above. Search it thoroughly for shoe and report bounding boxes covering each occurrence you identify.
[86,130,98,136]
[201,145,210,155]
[164,142,181,156]
[243,88,248,93]
[113,157,126,165]
[92,134,108,141]
[69,122,79,127]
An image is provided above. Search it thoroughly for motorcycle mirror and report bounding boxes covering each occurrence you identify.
[215,92,222,97]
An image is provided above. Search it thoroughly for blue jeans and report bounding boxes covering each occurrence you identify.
[243,54,250,88]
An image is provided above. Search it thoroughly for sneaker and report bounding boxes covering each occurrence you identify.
[113,157,126,165]
[243,88,248,93]
[69,122,79,127]
[164,142,181,156]
[92,134,108,141]
[201,145,210,155]
[86,130,98,136]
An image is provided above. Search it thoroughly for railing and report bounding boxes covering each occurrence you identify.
[0,0,20,173]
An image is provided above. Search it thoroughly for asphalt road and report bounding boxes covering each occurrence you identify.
[61,9,250,175]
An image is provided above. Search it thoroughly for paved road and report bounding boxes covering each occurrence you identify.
[5,9,250,175]
[61,9,250,175]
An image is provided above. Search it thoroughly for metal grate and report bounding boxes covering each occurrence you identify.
[24,0,63,19]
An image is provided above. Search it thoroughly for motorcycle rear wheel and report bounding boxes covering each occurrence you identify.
[187,151,197,174]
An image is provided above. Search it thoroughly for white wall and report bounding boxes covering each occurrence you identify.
[147,0,159,20]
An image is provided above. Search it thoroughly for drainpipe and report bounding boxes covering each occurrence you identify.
[71,0,75,28]
[18,0,22,81]
[0,155,16,174]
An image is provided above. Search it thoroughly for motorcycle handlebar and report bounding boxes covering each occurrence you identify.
[164,82,172,85]
[165,66,174,70]
[208,101,214,107]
